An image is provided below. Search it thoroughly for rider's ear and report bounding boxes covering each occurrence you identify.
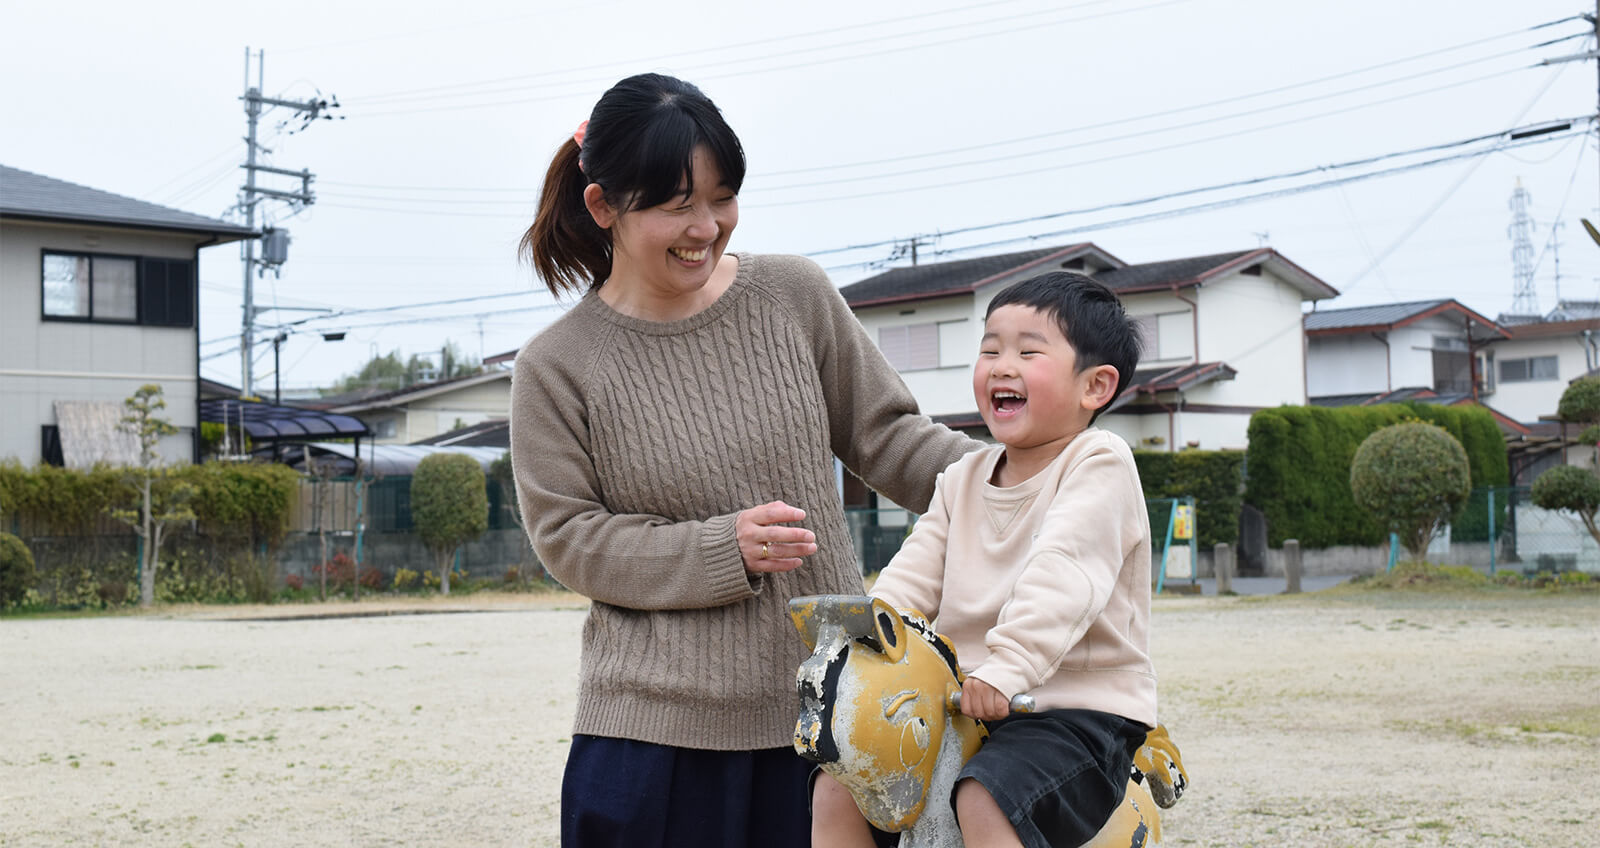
[867,598,907,663]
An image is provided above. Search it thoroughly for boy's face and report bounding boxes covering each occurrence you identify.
[974,304,1115,452]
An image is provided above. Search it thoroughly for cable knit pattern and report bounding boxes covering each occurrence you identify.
[510,253,979,750]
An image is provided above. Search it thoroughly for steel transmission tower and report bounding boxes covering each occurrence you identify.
[1507,179,1538,316]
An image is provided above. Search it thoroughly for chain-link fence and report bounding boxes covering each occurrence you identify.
[1450,486,1599,574]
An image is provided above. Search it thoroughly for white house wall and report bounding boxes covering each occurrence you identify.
[404,378,512,444]
[1,221,198,465]
[1194,271,1305,405]
[1485,333,1590,424]
[853,296,978,417]
[1306,314,1476,400]
[1388,322,1452,389]
[1307,334,1389,396]
[1119,290,1194,370]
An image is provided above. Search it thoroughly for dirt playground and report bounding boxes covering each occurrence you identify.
[2,589,1595,846]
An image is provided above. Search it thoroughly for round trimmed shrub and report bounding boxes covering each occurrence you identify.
[1349,421,1471,562]
[411,454,489,595]
[1531,464,1600,544]
[1558,376,1600,424]
[0,531,36,608]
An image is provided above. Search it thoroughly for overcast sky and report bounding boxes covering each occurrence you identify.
[4,0,1598,393]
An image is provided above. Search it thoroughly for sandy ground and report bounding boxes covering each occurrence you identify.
[2,589,1596,847]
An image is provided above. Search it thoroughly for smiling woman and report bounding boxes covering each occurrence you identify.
[507,72,980,846]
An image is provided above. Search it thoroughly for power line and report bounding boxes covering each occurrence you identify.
[756,24,1587,179]
[748,65,1546,210]
[753,48,1547,194]
[349,0,1192,119]
[819,126,1593,272]
[350,0,1038,105]
[804,115,1593,259]
[307,24,1587,206]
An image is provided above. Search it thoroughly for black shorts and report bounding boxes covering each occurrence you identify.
[957,708,1148,848]
[825,708,1147,847]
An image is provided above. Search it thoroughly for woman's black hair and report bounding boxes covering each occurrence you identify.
[986,271,1144,422]
[521,73,746,295]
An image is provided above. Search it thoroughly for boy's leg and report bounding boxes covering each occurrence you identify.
[953,709,1146,848]
[953,779,1024,848]
[811,770,899,848]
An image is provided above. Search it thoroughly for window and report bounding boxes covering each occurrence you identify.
[374,418,398,439]
[879,322,939,371]
[1499,355,1558,383]
[40,425,64,467]
[41,251,194,327]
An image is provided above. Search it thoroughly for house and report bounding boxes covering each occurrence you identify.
[838,243,1338,453]
[326,369,511,446]
[1482,305,1600,426]
[0,164,256,466]
[1304,299,1509,407]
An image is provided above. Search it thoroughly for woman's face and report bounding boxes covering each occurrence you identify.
[601,145,739,303]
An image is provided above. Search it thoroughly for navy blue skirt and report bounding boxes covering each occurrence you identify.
[561,735,813,848]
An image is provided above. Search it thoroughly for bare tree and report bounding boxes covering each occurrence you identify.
[111,385,195,607]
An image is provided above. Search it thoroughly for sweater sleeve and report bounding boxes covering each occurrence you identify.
[968,446,1143,698]
[774,256,980,513]
[509,334,757,611]
[867,469,954,620]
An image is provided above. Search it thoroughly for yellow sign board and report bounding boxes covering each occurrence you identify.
[1173,504,1193,541]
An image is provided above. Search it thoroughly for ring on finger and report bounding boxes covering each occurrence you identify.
[761,542,770,558]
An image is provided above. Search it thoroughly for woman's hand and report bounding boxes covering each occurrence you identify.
[737,501,817,573]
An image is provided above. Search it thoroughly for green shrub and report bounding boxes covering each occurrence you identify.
[0,531,36,608]
[1133,449,1244,548]
[1350,422,1471,561]
[1557,376,1600,423]
[411,454,488,595]
[1530,464,1600,542]
[1244,403,1508,548]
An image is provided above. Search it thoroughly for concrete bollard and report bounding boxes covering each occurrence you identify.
[1213,542,1233,595]
[1284,539,1302,594]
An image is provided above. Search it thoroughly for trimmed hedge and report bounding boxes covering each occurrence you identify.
[1244,403,1509,548]
[0,460,301,607]
[1134,449,1244,549]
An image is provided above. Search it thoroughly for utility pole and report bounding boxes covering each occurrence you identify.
[236,48,339,399]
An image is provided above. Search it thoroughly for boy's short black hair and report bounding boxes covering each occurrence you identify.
[985,271,1143,423]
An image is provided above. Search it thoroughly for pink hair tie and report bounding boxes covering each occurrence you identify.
[573,120,588,149]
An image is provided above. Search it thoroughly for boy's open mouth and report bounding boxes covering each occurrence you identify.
[992,390,1026,414]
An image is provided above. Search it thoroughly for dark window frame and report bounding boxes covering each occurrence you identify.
[39,249,196,328]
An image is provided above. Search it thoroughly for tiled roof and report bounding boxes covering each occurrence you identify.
[1304,300,1448,332]
[1095,251,1254,291]
[1107,361,1237,411]
[412,419,510,448]
[838,244,1106,306]
[0,164,256,239]
[330,370,511,413]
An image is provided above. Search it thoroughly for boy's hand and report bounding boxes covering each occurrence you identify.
[959,677,1011,721]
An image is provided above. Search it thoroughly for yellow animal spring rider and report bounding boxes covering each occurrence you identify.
[791,595,1187,848]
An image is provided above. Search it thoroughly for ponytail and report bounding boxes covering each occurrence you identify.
[521,139,612,296]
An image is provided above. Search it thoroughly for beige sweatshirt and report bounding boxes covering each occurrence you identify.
[870,430,1156,727]
[509,253,979,750]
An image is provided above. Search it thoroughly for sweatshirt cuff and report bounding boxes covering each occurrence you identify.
[969,650,1035,701]
[699,513,759,605]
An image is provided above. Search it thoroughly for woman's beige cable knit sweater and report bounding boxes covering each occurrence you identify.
[510,253,978,750]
